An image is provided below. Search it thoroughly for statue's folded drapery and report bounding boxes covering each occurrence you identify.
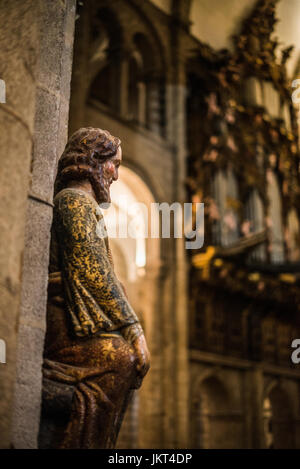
[41,334,138,449]
[49,188,143,342]
[39,188,143,449]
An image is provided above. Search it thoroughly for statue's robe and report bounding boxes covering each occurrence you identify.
[39,188,143,449]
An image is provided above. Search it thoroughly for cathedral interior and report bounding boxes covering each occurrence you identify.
[1,0,300,449]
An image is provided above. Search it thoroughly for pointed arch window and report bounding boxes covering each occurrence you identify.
[127,33,165,135]
[88,8,123,112]
[127,52,144,123]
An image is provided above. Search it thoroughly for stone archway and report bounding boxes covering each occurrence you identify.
[263,385,295,449]
[192,375,240,449]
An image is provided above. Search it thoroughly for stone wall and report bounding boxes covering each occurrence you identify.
[11,0,76,449]
[0,0,76,449]
[0,0,40,449]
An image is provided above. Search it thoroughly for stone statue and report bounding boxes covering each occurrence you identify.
[39,128,150,449]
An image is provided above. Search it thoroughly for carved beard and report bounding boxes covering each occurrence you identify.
[90,163,111,205]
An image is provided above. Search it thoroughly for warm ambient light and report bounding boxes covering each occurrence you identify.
[103,176,147,279]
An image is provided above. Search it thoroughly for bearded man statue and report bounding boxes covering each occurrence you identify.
[39,127,150,449]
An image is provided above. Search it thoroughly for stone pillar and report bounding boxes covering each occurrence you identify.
[242,368,253,448]
[11,0,76,449]
[120,56,129,118]
[138,82,147,126]
[147,76,161,134]
[139,264,165,448]
[294,381,300,448]
[0,0,40,449]
[247,367,265,448]
[172,79,190,448]
[164,30,189,446]
[68,4,90,135]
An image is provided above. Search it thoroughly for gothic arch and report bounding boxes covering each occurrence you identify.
[263,381,295,449]
[125,0,167,73]
[88,7,124,112]
[191,374,238,448]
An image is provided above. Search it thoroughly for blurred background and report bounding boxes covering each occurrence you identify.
[1,0,300,449]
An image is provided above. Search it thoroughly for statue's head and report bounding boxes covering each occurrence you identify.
[55,127,122,204]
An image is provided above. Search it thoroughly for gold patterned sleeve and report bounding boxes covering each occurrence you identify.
[53,188,144,343]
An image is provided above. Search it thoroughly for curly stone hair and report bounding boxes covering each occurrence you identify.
[54,127,121,202]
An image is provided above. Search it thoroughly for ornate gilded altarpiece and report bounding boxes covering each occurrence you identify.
[187,0,300,363]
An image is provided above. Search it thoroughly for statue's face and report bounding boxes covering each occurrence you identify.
[98,146,122,204]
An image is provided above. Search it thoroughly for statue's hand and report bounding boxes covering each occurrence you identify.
[132,334,150,379]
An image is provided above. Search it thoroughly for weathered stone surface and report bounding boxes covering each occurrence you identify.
[37,0,67,93]
[15,201,52,325]
[12,324,45,449]
[30,0,76,202]
[0,0,39,448]
[11,0,76,449]
[30,86,60,201]
[14,324,45,388]
[0,1,40,132]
